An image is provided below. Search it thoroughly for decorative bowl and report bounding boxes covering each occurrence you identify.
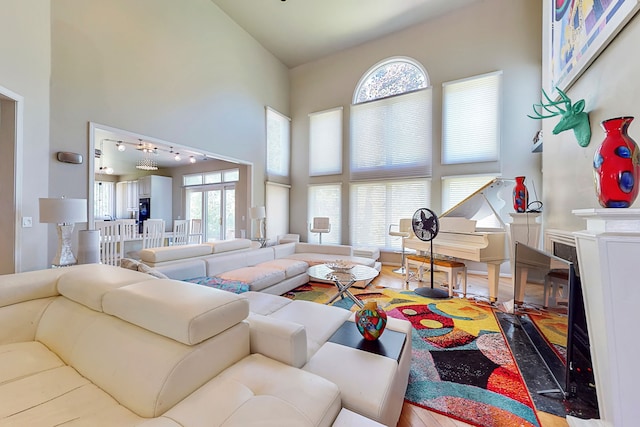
[327,260,355,273]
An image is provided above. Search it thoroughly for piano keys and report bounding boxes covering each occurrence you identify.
[404,178,515,302]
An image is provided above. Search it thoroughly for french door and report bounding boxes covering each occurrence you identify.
[186,184,235,241]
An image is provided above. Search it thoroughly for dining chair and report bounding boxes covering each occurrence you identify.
[95,221,122,266]
[172,219,190,246]
[117,219,138,259]
[118,219,137,240]
[189,218,203,244]
[142,219,166,249]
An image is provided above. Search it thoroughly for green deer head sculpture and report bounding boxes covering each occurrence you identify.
[528,87,591,147]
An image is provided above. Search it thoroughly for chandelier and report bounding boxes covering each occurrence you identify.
[136,141,159,171]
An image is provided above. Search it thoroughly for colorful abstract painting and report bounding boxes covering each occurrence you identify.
[550,0,640,92]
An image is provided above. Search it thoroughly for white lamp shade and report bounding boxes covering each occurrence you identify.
[39,198,88,224]
[250,206,266,220]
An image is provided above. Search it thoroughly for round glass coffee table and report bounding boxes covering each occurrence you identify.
[307,264,379,308]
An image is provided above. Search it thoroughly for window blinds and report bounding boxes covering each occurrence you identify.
[266,107,291,180]
[350,89,432,180]
[308,183,341,245]
[349,179,430,249]
[309,107,343,176]
[442,71,501,164]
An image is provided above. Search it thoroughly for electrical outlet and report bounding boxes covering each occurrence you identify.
[22,217,33,228]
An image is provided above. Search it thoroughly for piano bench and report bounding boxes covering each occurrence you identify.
[404,255,467,297]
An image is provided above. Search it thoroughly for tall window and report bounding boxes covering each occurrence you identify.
[94,181,115,219]
[442,71,502,164]
[350,57,431,249]
[266,107,291,180]
[309,107,343,176]
[266,182,290,241]
[308,184,341,245]
[266,107,291,239]
[350,179,430,249]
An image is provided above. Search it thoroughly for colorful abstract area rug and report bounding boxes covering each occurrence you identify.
[284,283,541,427]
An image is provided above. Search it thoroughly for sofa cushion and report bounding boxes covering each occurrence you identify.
[242,291,292,315]
[0,341,65,384]
[57,264,156,312]
[0,363,142,425]
[205,238,252,254]
[218,267,286,292]
[155,259,207,281]
[140,243,213,264]
[256,259,308,278]
[103,279,249,345]
[163,354,341,427]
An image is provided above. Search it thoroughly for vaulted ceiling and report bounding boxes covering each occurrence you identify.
[210,0,481,68]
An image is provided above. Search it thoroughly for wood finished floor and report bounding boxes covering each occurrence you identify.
[371,265,569,427]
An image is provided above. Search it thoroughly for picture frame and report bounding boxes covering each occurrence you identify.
[549,0,640,94]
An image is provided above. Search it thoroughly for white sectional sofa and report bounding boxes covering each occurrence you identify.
[141,240,382,294]
[0,264,387,427]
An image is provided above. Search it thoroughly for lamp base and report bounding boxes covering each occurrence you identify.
[52,224,78,267]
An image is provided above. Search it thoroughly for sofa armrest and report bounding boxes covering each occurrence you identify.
[245,314,308,368]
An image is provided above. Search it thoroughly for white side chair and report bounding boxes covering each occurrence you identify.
[189,218,203,244]
[171,219,190,246]
[116,219,137,260]
[96,221,122,266]
[310,217,331,244]
[117,219,137,240]
[142,219,166,249]
[389,218,412,274]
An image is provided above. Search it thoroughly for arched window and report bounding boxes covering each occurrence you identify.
[349,57,432,249]
[353,57,428,104]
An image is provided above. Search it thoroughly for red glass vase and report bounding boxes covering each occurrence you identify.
[355,301,387,341]
[593,117,640,208]
[512,176,529,213]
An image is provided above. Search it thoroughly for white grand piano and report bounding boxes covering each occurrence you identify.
[404,178,515,302]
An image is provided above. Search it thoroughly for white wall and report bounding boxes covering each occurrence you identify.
[0,1,51,271]
[289,0,543,244]
[542,4,640,232]
[47,0,290,268]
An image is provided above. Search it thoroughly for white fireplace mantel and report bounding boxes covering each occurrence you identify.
[569,208,640,427]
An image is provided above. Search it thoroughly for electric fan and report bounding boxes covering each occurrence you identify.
[411,208,449,299]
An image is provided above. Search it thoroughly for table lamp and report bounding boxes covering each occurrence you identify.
[250,206,266,239]
[39,197,87,267]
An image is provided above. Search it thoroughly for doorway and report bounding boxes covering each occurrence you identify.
[89,123,252,237]
[0,86,23,274]
[186,184,236,241]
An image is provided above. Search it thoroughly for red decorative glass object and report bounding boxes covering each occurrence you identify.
[593,117,640,208]
[512,176,529,213]
[355,301,387,341]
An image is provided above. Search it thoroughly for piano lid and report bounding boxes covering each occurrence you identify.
[440,178,515,229]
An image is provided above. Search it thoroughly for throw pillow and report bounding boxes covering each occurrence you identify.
[120,258,141,271]
[137,262,169,279]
